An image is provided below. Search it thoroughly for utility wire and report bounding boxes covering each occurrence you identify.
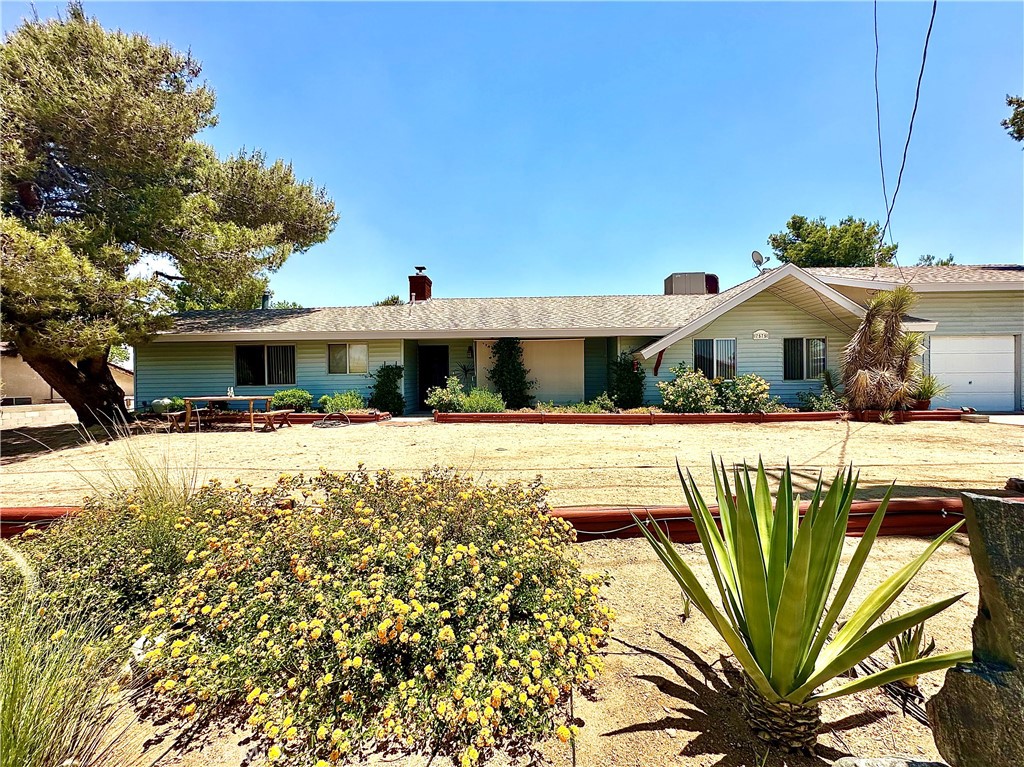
[873,1,891,242]
[874,0,939,281]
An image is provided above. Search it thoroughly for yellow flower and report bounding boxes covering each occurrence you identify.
[268,745,282,761]
[556,725,572,743]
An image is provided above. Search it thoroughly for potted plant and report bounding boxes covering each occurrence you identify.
[910,374,949,410]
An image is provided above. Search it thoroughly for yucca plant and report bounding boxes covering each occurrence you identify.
[842,285,924,412]
[636,459,969,753]
[888,621,937,688]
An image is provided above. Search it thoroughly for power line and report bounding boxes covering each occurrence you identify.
[874,0,939,280]
[873,1,891,239]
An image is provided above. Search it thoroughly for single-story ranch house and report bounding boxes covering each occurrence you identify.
[134,263,1024,414]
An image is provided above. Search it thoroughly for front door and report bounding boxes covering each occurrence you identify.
[418,345,450,409]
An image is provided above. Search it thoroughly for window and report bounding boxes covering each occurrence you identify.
[235,345,296,386]
[693,338,737,380]
[784,337,826,380]
[328,343,368,374]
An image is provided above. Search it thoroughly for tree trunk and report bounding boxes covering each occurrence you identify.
[740,677,821,754]
[18,345,128,428]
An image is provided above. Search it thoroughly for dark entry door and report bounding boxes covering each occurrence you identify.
[417,345,450,409]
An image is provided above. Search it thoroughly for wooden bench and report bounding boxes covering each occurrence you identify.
[258,409,294,432]
[165,407,211,433]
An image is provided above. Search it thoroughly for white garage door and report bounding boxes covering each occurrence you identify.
[477,340,584,403]
[929,335,1016,411]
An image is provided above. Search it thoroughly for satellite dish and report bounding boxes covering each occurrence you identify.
[751,250,771,272]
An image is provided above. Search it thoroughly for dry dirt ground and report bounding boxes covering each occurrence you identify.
[2,418,1022,508]
[106,535,976,767]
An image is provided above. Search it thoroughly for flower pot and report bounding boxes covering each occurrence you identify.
[912,399,932,411]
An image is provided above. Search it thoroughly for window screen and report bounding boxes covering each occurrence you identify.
[349,344,369,374]
[783,338,805,380]
[328,344,348,374]
[266,345,296,385]
[693,339,715,379]
[235,346,265,386]
[715,339,737,380]
[805,338,826,379]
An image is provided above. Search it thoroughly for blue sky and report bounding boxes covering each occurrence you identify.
[4,1,1022,305]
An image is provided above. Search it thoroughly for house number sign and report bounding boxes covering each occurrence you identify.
[752,330,770,340]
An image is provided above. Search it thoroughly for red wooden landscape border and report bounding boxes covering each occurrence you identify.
[433,410,962,425]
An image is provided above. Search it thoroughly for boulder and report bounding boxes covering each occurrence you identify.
[928,494,1024,767]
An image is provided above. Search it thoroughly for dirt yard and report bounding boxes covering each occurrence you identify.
[105,534,976,767]
[2,418,1021,508]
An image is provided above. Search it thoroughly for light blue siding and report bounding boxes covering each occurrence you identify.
[134,339,402,410]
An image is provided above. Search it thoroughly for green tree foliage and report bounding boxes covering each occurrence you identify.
[0,4,337,424]
[373,294,404,306]
[916,254,955,266]
[1003,95,1024,142]
[768,215,896,268]
[487,338,535,409]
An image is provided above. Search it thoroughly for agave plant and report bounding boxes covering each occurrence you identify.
[636,459,969,753]
[888,621,937,688]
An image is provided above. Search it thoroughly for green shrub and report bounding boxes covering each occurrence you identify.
[463,387,506,413]
[319,390,367,413]
[590,392,616,413]
[798,369,847,412]
[425,376,467,413]
[713,374,784,413]
[271,388,314,413]
[608,352,646,409]
[487,339,535,409]
[138,469,612,765]
[657,365,720,413]
[368,363,405,415]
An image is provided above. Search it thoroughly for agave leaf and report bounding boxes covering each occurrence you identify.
[713,458,738,564]
[822,520,964,666]
[795,592,966,699]
[635,513,778,701]
[768,494,816,693]
[754,457,773,558]
[732,467,774,672]
[807,650,970,703]
[798,482,893,680]
[766,461,794,613]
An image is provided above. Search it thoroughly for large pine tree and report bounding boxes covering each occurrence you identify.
[1,4,337,424]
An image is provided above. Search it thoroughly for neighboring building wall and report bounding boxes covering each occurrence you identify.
[0,355,61,403]
[632,293,853,406]
[134,339,403,409]
[111,367,135,398]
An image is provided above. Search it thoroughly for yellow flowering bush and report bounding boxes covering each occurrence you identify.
[139,468,612,764]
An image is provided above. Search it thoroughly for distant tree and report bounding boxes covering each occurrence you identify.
[768,215,897,268]
[0,5,337,424]
[271,299,302,309]
[487,338,535,409]
[373,294,404,306]
[1003,95,1024,142]
[916,254,955,267]
[109,345,130,365]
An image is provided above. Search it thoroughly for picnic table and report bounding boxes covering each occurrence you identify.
[183,395,274,433]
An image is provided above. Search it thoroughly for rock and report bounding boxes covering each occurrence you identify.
[928,494,1024,767]
[832,759,946,767]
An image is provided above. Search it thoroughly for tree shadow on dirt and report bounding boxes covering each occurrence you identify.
[0,424,94,465]
[604,632,891,767]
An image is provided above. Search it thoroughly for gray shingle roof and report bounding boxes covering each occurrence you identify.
[807,264,1024,284]
[166,292,735,337]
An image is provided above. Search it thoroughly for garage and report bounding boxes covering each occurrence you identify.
[476,339,584,403]
[929,335,1017,411]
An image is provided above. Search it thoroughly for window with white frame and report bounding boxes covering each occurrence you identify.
[693,338,737,380]
[783,337,826,380]
[235,345,296,386]
[328,343,369,374]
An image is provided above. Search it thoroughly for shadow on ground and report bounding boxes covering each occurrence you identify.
[0,424,94,465]
[604,631,893,767]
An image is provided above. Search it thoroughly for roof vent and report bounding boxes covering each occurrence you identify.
[664,272,718,295]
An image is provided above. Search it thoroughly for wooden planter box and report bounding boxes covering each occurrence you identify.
[214,411,391,425]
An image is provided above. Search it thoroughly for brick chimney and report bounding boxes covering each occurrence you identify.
[409,266,432,302]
